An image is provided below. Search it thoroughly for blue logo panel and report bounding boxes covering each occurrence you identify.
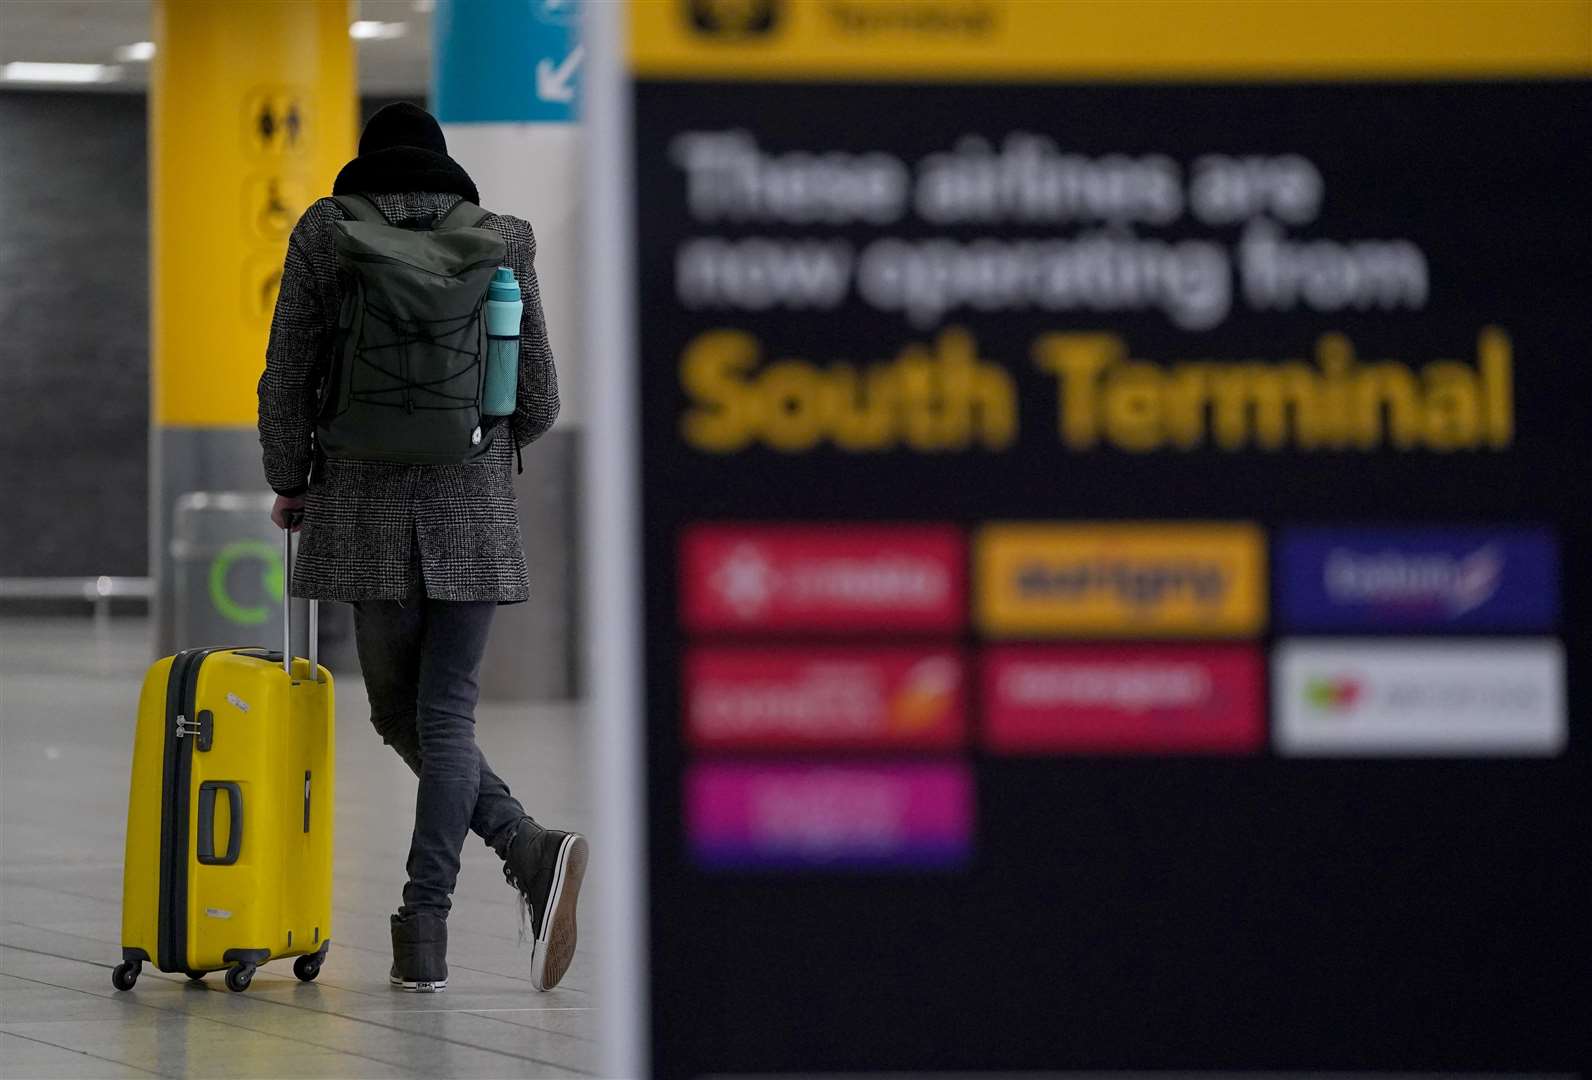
[1277,527,1559,631]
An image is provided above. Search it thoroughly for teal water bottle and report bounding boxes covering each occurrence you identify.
[483,267,522,416]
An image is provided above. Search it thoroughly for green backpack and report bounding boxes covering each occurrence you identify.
[316,194,508,465]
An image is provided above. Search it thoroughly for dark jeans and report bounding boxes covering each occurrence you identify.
[352,598,527,917]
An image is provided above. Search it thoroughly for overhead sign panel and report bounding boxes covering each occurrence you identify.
[435,0,582,123]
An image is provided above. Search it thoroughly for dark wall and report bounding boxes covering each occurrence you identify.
[0,93,421,579]
[0,92,149,577]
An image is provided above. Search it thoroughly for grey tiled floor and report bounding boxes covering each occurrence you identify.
[0,616,601,1079]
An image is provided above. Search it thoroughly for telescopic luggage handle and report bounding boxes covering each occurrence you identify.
[280,510,319,681]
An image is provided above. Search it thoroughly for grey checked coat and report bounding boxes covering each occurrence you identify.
[258,192,559,603]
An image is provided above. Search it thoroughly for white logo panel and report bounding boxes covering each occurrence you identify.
[1273,639,1565,756]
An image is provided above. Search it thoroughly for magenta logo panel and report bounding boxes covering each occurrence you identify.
[679,524,966,633]
[983,645,1265,754]
[686,762,974,869]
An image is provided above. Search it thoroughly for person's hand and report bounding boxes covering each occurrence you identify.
[271,494,305,532]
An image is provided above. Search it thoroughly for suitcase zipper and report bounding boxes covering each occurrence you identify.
[156,649,194,971]
[156,647,221,972]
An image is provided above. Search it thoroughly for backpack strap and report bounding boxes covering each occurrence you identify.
[332,194,389,224]
[437,200,490,229]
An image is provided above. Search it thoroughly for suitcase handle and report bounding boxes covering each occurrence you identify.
[280,511,319,681]
[196,781,243,866]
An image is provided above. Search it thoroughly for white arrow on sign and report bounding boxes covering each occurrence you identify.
[536,44,584,104]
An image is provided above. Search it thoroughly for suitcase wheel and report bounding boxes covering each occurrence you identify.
[293,954,322,982]
[111,961,140,992]
[185,969,207,982]
[224,963,256,993]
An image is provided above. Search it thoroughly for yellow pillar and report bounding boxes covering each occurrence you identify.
[150,0,355,653]
[152,0,354,425]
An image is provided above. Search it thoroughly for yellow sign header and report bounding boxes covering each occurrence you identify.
[976,522,1267,638]
[631,0,1592,81]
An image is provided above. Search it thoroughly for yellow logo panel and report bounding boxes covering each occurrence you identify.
[977,523,1266,638]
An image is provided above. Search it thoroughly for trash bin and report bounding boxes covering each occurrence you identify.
[168,492,356,671]
[171,492,284,652]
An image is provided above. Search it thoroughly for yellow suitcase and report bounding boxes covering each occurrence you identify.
[114,524,334,993]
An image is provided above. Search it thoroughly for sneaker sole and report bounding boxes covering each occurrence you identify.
[389,974,446,993]
[530,832,588,992]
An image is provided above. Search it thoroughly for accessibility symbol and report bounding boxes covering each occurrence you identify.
[246,174,307,242]
[243,87,310,157]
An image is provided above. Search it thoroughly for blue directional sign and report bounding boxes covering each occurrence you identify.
[434,0,581,124]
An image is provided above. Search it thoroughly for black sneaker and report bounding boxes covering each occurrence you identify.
[502,820,589,991]
[389,911,447,992]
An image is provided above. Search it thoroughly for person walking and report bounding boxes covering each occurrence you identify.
[257,103,586,994]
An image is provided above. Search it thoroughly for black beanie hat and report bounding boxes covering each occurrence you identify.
[334,101,480,205]
[359,102,448,157]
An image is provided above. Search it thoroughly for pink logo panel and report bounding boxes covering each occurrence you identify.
[686,762,973,869]
[685,647,967,752]
[983,645,1264,754]
[680,524,965,633]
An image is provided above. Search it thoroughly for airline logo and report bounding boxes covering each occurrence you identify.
[976,523,1265,637]
[983,645,1264,753]
[681,524,965,632]
[1302,675,1362,711]
[1273,640,1566,756]
[1278,527,1558,631]
[686,762,973,870]
[686,647,966,751]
